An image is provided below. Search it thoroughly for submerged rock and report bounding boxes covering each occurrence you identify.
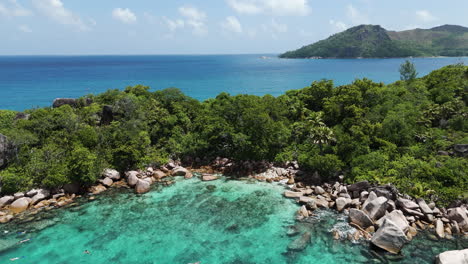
[287,232,311,252]
[435,249,468,264]
[371,219,408,254]
[202,175,219,181]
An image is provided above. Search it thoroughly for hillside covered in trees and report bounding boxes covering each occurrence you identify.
[0,64,467,204]
[280,24,468,58]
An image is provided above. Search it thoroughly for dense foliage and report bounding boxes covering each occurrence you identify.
[0,65,467,204]
[280,24,468,58]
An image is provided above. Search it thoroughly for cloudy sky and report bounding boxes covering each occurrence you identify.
[0,0,466,55]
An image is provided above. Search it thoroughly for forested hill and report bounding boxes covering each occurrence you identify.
[280,24,468,58]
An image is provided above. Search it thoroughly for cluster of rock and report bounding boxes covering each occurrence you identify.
[0,188,77,223]
[283,180,468,254]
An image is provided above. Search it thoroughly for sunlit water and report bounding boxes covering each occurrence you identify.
[0,177,466,263]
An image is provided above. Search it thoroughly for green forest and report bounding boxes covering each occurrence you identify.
[0,64,467,204]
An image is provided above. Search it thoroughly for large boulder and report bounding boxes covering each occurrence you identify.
[102,169,120,181]
[347,181,370,192]
[436,249,468,264]
[10,197,32,213]
[171,167,193,179]
[126,171,139,187]
[284,191,303,198]
[63,183,80,194]
[362,191,378,209]
[363,196,388,221]
[349,208,373,229]
[447,207,468,224]
[287,232,311,252]
[396,198,420,211]
[371,219,408,254]
[0,196,14,208]
[436,219,445,239]
[101,177,113,187]
[31,189,50,205]
[376,210,409,232]
[416,198,433,215]
[52,98,77,108]
[335,197,351,212]
[314,186,325,195]
[135,179,151,194]
[153,170,166,180]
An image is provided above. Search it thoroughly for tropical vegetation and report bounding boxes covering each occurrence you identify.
[0,64,467,204]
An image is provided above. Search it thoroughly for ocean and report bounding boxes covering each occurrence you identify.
[0,55,467,111]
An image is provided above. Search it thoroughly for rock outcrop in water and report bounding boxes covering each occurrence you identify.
[435,248,468,264]
[281,178,468,255]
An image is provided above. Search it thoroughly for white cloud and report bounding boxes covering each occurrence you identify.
[178,6,207,36]
[179,6,206,21]
[164,17,185,31]
[32,0,90,31]
[112,8,136,24]
[227,0,310,16]
[329,19,347,33]
[227,0,262,14]
[18,24,32,33]
[221,16,243,33]
[347,4,369,25]
[416,10,437,22]
[262,19,287,38]
[0,0,32,17]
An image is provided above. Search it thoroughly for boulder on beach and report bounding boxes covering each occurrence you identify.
[447,207,468,224]
[435,249,468,264]
[436,219,445,238]
[135,179,151,194]
[153,170,166,180]
[171,167,193,179]
[363,196,388,221]
[336,197,351,212]
[347,181,370,192]
[315,186,325,195]
[349,208,373,229]
[371,219,408,254]
[0,196,14,208]
[101,177,113,187]
[416,198,433,215]
[10,197,32,213]
[103,169,121,181]
[287,232,311,252]
[31,189,50,205]
[284,191,303,198]
[376,210,409,232]
[396,198,419,211]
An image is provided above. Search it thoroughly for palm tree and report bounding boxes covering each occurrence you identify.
[309,126,335,154]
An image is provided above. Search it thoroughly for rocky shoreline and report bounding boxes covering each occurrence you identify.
[0,158,466,263]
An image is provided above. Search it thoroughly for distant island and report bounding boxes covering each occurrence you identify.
[280,24,468,59]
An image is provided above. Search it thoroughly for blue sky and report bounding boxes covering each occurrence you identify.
[0,0,467,55]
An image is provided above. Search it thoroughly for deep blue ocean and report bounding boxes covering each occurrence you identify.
[0,55,467,111]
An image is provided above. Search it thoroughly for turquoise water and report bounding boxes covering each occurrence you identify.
[0,178,466,263]
[0,55,467,111]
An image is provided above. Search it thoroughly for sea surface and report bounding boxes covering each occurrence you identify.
[0,55,467,111]
[0,177,466,264]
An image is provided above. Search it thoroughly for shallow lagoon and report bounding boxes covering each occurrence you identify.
[0,178,466,263]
